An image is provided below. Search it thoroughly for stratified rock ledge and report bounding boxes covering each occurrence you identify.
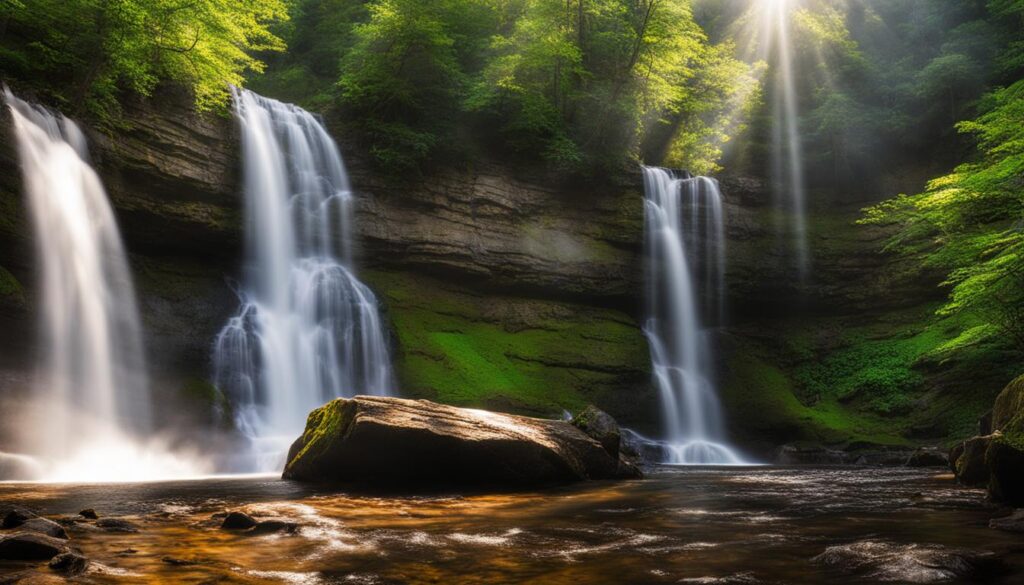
[283,396,641,487]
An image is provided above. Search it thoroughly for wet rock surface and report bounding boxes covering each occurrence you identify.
[16,519,67,540]
[47,551,88,575]
[283,396,641,486]
[221,511,257,530]
[0,533,70,561]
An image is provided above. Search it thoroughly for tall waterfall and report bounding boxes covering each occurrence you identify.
[642,166,743,465]
[4,89,206,481]
[213,88,393,471]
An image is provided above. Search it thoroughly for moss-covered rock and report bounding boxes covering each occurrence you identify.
[992,374,1024,435]
[282,396,640,486]
[953,434,994,487]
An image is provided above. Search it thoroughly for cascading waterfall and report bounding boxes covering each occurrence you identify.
[213,88,393,471]
[3,89,207,481]
[641,166,743,465]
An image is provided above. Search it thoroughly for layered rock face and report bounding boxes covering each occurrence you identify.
[283,396,639,485]
[0,88,1001,456]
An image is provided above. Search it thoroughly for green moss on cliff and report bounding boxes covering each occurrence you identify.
[0,265,23,302]
[724,303,1018,448]
[362,270,653,424]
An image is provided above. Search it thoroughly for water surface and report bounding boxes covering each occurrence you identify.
[1,466,1020,584]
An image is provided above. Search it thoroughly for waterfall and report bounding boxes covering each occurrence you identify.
[4,89,207,481]
[641,166,743,465]
[213,88,393,471]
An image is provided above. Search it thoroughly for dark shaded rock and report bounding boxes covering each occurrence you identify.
[0,532,69,560]
[48,551,88,575]
[162,556,201,566]
[220,512,257,530]
[250,520,299,535]
[1,507,36,529]
[95,518,138,533]
[78,509,98,520]
[953,435,993,487]
[283,396,640,486]
[949,442,965,474]
[18,518,68,540]
[813,540,1003,582]
[572,405,621,458]
[990,509,1024,532]
[979,410,994,436]
[775,443,852,465]
[905,448,948,468]
[986,438,1024,506]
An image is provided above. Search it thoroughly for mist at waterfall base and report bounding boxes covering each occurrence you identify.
[212,89,394,473]
[640,166,746,465]
[2,89,209,482]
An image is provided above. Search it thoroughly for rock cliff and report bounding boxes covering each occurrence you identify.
[0,88,1008,455]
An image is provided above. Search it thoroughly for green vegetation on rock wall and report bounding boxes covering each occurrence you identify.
[363,270,655,427]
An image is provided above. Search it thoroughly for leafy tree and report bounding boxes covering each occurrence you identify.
[863,0,1024,353]
[0,0,288,121]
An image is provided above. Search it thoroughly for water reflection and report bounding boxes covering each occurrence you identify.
[0,467,1020,584]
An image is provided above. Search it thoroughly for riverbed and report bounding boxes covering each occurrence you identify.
[2,466,1021,584]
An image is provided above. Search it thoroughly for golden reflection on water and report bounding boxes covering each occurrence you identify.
[1,469,1022,584]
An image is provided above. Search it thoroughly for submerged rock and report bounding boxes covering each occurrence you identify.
[95,518,138,533]
[813,540,1002,583]
[18,518,68,540]
[0,532,70,561]
[48,551,89,575]
[904,448,947,468]
[283,396,641,486]
[220,511,257,530]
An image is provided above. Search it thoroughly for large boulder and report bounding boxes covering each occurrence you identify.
[283,396,641,486]
[952,435,994,487]
[0,533,70,561]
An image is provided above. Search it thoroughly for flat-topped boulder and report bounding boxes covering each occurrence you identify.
[283,396,641,486]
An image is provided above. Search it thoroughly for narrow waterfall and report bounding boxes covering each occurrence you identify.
[213,88,393,471]
[641,166,743,465]
[4,89,206,481]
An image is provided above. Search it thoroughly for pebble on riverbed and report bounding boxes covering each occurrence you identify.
[78,508,98,520]
[48,551,89,575]
[94,518,138,533]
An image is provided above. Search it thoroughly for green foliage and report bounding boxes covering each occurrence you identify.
[0,0,288,122]
[263,0,756,174]
[864,77,1024,352]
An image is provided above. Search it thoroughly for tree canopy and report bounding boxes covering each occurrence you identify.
[0,0,288,121]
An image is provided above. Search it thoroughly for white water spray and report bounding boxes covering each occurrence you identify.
[4,89,208,482]
[213,89,393,471]
[641,166,743,465]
